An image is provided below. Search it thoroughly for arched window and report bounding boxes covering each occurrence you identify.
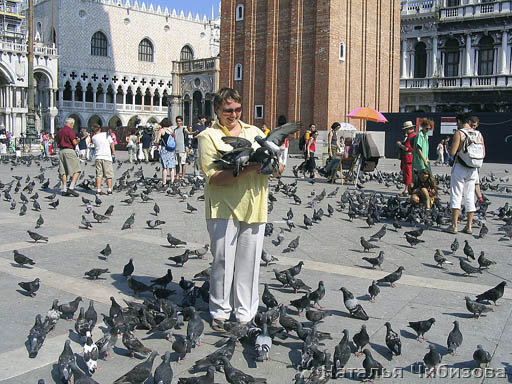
[138,38,154,62]
[414,42,427,78]
[444,38,459,77]
[180,45,194,61]
[236,4,244,21]
[478,36,494,75]
[234,63,242,81]
[91,31,108,56]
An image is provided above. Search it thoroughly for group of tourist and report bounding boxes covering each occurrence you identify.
[396,113,485,234]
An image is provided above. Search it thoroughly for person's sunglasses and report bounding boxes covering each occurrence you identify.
[223,107,242,114]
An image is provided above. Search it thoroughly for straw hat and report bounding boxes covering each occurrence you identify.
[402,121,415,130]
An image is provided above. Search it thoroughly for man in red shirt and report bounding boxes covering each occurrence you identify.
[396,121,417,196]
[55,117,81,196]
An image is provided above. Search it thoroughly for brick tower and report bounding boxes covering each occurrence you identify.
[220,0,401,130]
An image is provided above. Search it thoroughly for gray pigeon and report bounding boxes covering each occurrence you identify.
[261,249,278,266]
[13,250,35,267]
[121,213,135,230]
[450,238,459,255]
[288,235,300,251]
[340,287,368,320]
[220,356,267,383]
[459,258,482,276]
[465,296,493,318]
[434,249,452,268]
[377,266,404,287]
[154,351,173,384]
[370,225,387,241]
[362,349,384,381]
[360,236,379,252]
[331,329,351,378]
[473,344,492,368]
[353,325,370,355]
[95,326,120,360]
[447,320,463,355]
[187,308,204,348]
[423,345,442,377]
[178,366,215,384]
[167,233,187,247]
[58,340,75,383]
[113,351,158,384]
[368,280,380,302]
[477,251,496,269]
[28,314,46,358]
[27,230,48,243]
[255,323,272,362]
[476,281,506,305]
[362,251,384,269]
[408,318,435,341]
[35,214,44,229]
[81,215,93,229]
[18,278,40,297]
[384,322,401,357]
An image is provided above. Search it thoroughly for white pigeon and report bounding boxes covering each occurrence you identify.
[83,332,99,375]
[255,323,272,362]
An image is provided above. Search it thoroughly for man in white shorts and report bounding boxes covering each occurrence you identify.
[173,116,188,181]
[91,124,116,195]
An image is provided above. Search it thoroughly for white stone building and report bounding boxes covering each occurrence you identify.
[34,0,220,131]
[400,0,512,112]
[0,0,58,138]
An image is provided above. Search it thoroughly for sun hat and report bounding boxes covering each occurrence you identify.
[402,121,415,130]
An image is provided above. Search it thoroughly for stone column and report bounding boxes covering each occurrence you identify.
[92,87,97,109]
[506,30,511,75]
[103,89,107,110]
[58,88,63,108]
[113,88,117,110]
[401,39,408,78]
[432,36,438,77]
[122,90,126,110]
[159,94,162,110]
[82,90,86,109]
[500,30,508,74]
[71,85,75,107]
[464,34,472,76]
[49,90,54,108]
[409,50,415,78]
[149,91,154,112]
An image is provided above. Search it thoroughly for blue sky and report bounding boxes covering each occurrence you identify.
[151,0,220,19]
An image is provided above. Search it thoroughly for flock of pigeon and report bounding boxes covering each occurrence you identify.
[1,148,511,384]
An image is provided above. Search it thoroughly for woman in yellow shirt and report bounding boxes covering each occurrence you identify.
[198,87,271,329]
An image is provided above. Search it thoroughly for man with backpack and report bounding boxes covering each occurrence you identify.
[444,113,485,235]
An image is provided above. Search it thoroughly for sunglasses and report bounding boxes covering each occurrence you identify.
[222,107,242,114]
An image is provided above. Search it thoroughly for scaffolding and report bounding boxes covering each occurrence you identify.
[0,0,25,44]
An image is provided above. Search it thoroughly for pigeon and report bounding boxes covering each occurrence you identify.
[193,267,211,279]
[154,351,173,384]
[463,240,475,260]
[477,251,496,269]
[13,250,35,267]
[261,249,278,266]
[49,199,59,209]
[82,196,92,205]
[255,323,272,362]
[81,215,93,229]
[95,326,120,360]
[434,249,452,268]
[151,269,173,288]
[99,244,111,259]
[447,320,463,355]
[290,294,311,315]
[362,349,384,381]
[279,306,299,334]
[340,287,369,320]
[58,296,82,320]
[122,329,152,358]
[308,281,325,308]
[405,227,423,238]
[451,238,459,254]
[423,345,442,377]
[28,314,46,358]
[84,268,109,280]
[57,340,75,383]
[368,280,380,302]
[187,202,197,213]
[276,228,285,246]
[360,236,379,252]
[167,233,187,247]
[384,322,401,357]
[92,210,109,223]
[121,213,135,230]
[305,308,330,325]
[478,223,489,238]
[94,194,102,206]
[84,301,97,330]
[459,258,482,276]
[405,233,424,247]
[220,356,267,383]
[287,236,300,251]
[262,284,279,309]
[153,202,160,216]
[332,329,351,378]
[104,204,114,216]
[83,334,99,375]
[27,230,48,243]
[376,266,405,288]
[273,268,289,287]
[123,258,134,277]
[476,281,506,305]
[35,214,44,229]
[127,275,152,296]
[75,308,92,339]
[370,225,387,241]
[362,251,384,269]
[178,366,216,384]
[303,214,313,229]
[19,203,27,216]
[408,318,435,341]
[465,296,493,318]
[168,249,190,267]
[113,351,158,383]
[18,278,40,297]
[473,344,492,369]
[285,271,311,293]
[32,200,41,211]
[147,219,166,228]
[353,325,370,355]
[293,194,302,205]
[191,244,210,259]
[193,337,237,371]
[187,308,204,348]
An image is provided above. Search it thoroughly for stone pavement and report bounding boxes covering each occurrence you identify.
[0,154,510,384]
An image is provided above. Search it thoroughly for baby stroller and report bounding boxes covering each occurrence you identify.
[345,132,381,185]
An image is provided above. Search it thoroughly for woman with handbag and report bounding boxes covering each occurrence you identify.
[156,118,176,186]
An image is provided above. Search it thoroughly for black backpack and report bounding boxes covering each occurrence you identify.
[298,133,306,151]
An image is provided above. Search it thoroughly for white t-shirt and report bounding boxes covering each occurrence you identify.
[92,132,113,162]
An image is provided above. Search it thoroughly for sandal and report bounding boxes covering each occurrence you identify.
[211,318,225,332]
[442,226,457,234]
[462,227,472,235]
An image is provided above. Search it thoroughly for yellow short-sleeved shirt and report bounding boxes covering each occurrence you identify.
[304,130,311,140]
[197,120,268,224]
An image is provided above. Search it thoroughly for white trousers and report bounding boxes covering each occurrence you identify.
[450,162,478,212]
[207,218,264,322]
[279,148,289,167]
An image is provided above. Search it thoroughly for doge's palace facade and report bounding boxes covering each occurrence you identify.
[34,0,220,130]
